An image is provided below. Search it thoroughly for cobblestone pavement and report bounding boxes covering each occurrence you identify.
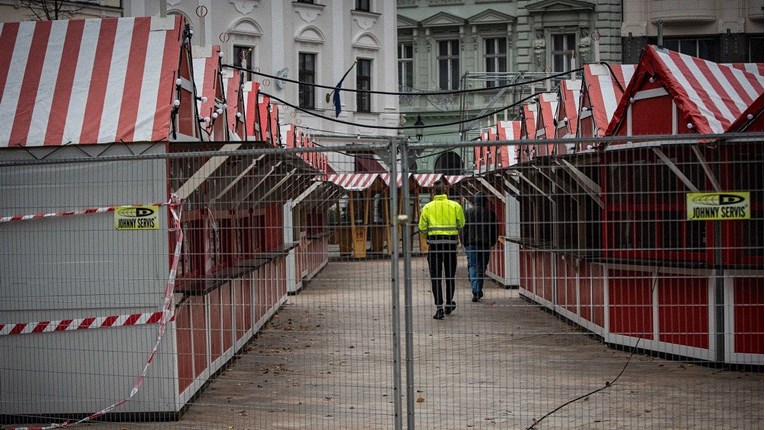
[12,256,764,430]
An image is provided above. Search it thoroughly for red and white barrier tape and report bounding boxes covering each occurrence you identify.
[10,194,184,430]
[0,201,171,224]
[0,311,169,336]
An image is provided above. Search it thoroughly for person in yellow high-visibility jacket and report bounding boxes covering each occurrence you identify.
[418,182,465,320]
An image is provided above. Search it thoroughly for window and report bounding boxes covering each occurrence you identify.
[749,36,763,63]
[485,37,507,87]
[551,34,576,73]
[233,45,253,82]
[356,58,371,112]
[663,38,718,61]
[299,53,316,109]
[295,0,314,3]
[437,39,460,90]
[398,42,413,92]
[355,0,370,12]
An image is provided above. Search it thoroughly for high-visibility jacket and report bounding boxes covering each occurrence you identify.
[418,194,465,244]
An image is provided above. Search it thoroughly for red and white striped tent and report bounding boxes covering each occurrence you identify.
[578,63,636,139]
[555,79,582,140]
[533,92,559,157]
[474,126,498,173]
[497,120,522,168]
[238,80,281,145]
[193,45,231,141]
[518,102,537,162]
[0,15,196,147]
[606,45,763,137]
[326,173,383,192]
[726,93,763,133]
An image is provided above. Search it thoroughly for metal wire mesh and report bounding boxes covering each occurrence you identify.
[0,137,762,429]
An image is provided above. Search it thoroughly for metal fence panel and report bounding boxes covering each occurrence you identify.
[0,138,762,429]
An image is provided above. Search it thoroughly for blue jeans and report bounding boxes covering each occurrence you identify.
[465,245,490,296]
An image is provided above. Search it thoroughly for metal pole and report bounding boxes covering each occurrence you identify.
[388,138,403,430]
[399,138,416,429]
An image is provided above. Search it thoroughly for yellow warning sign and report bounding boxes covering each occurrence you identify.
[114,205,160,230]
[687,192,750,221]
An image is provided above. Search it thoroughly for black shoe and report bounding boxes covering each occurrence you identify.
[478,290,484,299]
[444,301,456,315]
[471,294,478,302]
[433,308,444,320]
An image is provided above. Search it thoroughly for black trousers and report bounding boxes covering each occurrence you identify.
[427,241,457,308]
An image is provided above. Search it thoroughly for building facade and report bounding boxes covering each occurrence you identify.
[396,0,623,174]
[123,0,400,173]
[0,0,122,21]
[622,0,764,64]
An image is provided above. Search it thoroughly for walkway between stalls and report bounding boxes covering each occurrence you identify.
[81,256,762,429]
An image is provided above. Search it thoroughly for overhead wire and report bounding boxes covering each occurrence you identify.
[261,91,544,132]
[224,63,582,97]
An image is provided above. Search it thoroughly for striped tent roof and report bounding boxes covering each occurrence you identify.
[0,15,188,147]
[556,79,582,138]
[580,63,635,137]
[605,45,763,136]
[413,173,443,188]
[497,120,521,168]
[193,45,232,141]
[521,102,537,140]
[325,173,381,191]
[535,92,559,140]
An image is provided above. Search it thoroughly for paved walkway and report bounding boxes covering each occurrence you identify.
[62,257,765,429]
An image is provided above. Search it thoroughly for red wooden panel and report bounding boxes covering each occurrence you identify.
[733,277,764,354]
[209,288,222,360]
[629,97,673,136]
[541,253,553,301]
[191,296,207,379]
[535,253,544,298]
[658,275,709,349]
[519,249,532,293]
[590,264,605,328]
[175,302,193,393]
[255,267,266,321]
[222,283,233,353]
[580,262,593,322]
[553,256,577,312]
[609,269,653,339]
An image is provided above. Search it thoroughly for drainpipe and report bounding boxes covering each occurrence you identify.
[657,20,664,48]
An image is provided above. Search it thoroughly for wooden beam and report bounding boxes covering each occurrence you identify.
[691,145,721,192]
[554,159,605,209]
[516,171,554,202]
[175,143,242,199]
[652,148,699,192]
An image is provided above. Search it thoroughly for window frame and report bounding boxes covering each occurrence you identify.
[233,45,254,82]
[298,52,317,110]
[551,33,576,73]
[356,58,372,113]
[355,0,370,12]
[484,37,508,88]
[398,42,414,92]
[437,39,460,90]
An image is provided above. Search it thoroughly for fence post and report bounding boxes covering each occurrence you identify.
[388,137,403,430]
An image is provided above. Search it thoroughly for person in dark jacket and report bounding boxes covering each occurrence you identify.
[461,192,498,302]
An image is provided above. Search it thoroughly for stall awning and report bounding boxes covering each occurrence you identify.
[0,15,186,147]
[556,79,581,137]
[497,120,522,168]
[535,92,559,140]
[326,173,381,191]
[606,45,763,136]
[581,64,635,137]
[193,45,233,141]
